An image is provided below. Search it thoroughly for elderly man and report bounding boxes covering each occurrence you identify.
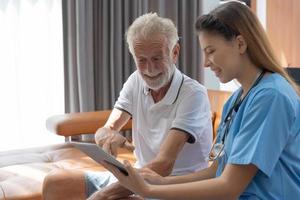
[43,13,212,200]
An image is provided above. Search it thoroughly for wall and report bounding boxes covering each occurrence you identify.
[266,0,300,67]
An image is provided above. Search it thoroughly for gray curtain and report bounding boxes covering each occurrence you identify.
[63,0,204,114]
[63,0,95,113]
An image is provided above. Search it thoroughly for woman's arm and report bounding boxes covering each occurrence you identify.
[139,160,217,185]
[163,160,218,184]
[148,164,258,200]
[102,161,258,200]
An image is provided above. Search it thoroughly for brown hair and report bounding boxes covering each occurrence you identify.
[195,1,300,95]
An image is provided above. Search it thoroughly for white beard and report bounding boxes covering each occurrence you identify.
[141,64,175,90]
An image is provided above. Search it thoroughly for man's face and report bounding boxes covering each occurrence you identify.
[133,35,178,90]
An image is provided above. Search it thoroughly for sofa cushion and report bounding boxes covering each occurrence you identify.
[0,143,135,200]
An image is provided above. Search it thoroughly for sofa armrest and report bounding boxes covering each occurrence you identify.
[207,89,231,139]
[46,110,132,137]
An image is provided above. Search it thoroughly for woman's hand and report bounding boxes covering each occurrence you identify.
[101,160,151,197]
[138,167,167,185]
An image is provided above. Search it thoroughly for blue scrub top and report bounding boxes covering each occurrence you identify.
[215,73,300,200]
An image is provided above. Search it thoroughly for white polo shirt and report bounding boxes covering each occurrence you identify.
[114,67,212,175]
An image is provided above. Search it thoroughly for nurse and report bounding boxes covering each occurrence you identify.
[101,1,300,199]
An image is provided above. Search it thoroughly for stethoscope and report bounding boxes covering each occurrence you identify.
[209,70,266,161]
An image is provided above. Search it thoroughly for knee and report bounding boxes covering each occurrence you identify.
[42,169,70,199]
[43,169,86,200]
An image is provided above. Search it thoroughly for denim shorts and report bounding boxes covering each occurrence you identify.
[84,171,118,198]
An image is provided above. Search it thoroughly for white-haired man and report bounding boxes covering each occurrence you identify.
[43,13,212,200]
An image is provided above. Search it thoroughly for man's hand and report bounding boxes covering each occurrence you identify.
[95,127,134,157]
[87,182,133,200]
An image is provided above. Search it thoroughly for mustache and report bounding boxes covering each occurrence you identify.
[143,73,161,77]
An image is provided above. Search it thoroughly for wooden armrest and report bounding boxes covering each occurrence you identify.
[46,110,132,137]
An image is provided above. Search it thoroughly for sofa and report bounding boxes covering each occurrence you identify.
[0,89,231,200]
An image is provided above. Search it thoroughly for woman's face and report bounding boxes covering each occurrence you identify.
[198,31,244,83]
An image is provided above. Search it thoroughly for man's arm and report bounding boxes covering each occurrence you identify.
[95,108,133,156]
[90,108,134,200]
[143,129,189,176]
[103,108,131,131]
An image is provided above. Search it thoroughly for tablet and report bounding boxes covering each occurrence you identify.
[71,142,128,176]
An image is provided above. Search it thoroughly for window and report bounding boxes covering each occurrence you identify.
[0,0,64,151]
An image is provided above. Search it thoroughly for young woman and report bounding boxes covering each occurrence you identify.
[102,2,300,199]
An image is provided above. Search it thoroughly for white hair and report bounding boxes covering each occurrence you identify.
[126,13,179,57]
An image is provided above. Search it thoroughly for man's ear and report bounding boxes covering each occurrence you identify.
[171,43,180,63]
[236,35,247,54]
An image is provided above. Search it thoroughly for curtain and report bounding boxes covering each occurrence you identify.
[0,0,64,151]
[62,0,203,140]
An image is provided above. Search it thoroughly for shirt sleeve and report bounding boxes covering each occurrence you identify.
[227,88,295,177]
[114,72,136,115]
[171,89,212,144]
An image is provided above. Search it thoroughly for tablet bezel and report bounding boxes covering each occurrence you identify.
[71,142,128,176]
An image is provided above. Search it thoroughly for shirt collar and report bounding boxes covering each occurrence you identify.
[143,66,184,105]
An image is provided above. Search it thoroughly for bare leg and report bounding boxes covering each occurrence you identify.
[42,169,86,200]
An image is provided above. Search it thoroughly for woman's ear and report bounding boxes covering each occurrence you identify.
[236,35,247,54]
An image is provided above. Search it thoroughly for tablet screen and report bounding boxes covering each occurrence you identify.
[71,142,128,176]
